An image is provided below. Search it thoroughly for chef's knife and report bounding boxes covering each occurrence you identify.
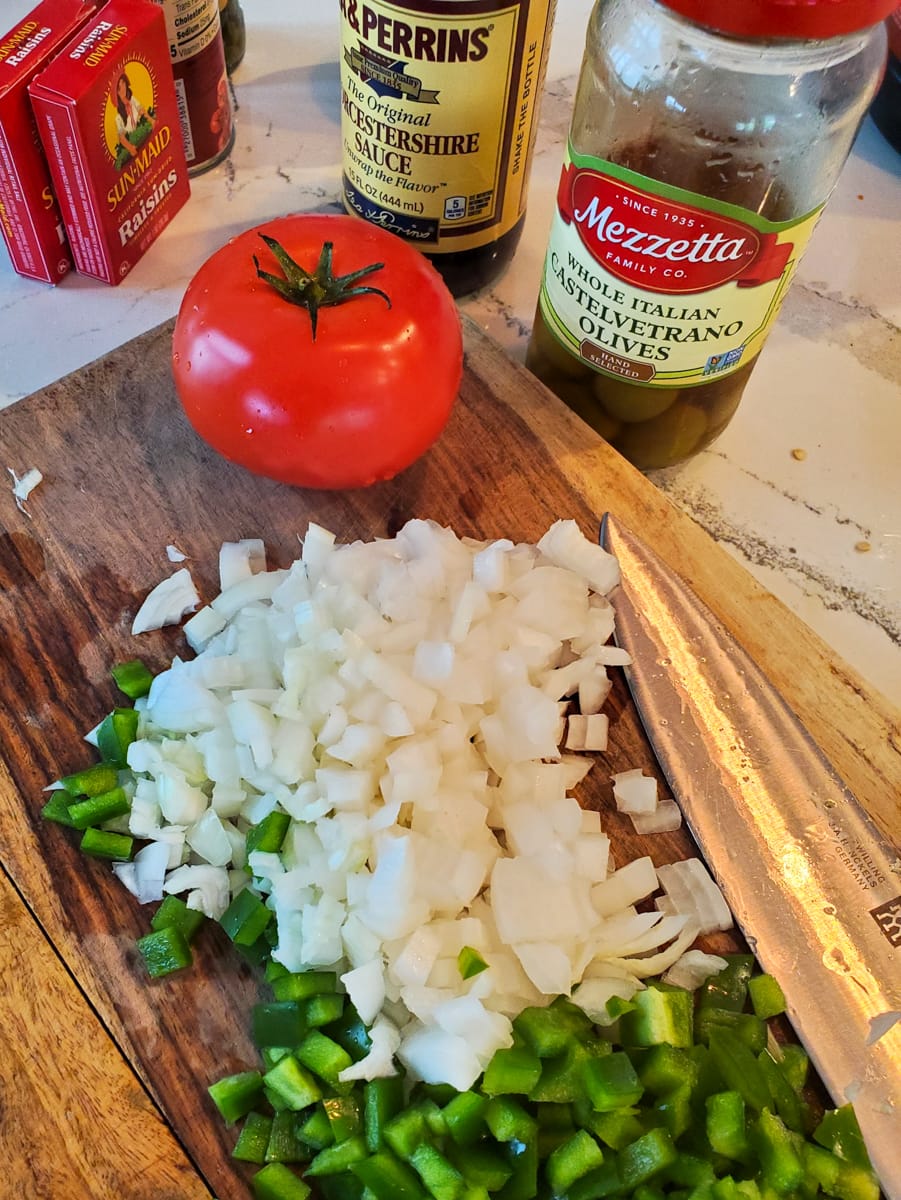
[600,513,900,1198]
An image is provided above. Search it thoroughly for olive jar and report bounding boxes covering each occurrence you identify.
[526,0,894,470]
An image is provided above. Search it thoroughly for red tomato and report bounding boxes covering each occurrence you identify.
[172,214,463,489]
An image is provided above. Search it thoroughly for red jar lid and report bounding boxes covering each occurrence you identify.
[660,0,898,39]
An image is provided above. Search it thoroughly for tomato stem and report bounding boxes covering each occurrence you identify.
[252,235,391,340]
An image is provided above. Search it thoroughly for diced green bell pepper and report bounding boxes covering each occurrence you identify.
[584,1052,644,1112]
[208,1070,265,1123]
[546,1129,605,1195]
[233,1111,273,1164]
[150,894,206,942]
[111,658,154,699]
[252,1161,311,1200]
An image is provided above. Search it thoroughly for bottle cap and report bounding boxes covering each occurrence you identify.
[659,0,897,39]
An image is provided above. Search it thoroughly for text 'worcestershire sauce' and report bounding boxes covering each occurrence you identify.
[339,0,556,297]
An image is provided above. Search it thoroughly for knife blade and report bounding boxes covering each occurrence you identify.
[600,513,901,1197]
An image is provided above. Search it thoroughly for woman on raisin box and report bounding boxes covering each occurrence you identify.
[113,72,155,166]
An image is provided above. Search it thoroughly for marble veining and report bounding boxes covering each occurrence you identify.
[0,0,898,707]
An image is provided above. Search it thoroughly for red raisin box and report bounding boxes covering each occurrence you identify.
[29,0,190,285]
[0,0,98,284]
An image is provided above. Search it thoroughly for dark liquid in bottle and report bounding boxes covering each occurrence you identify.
[426,215,526,298]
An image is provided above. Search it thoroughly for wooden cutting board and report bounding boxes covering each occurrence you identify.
[0,316,897,1199]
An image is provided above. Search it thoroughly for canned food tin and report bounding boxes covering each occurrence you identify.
[154,0,234,175]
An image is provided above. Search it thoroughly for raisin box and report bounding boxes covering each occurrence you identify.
[29,0,190,285]
[0,0,98,284]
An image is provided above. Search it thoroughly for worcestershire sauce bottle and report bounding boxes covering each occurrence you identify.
[339,0,556,296]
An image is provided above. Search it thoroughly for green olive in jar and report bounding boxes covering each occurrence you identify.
[613,402,708,470]
[592,373,680,423]
[526,309,592,381]
[555,378,622,442]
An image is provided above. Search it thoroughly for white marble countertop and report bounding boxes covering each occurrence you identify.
[1,0,899,707]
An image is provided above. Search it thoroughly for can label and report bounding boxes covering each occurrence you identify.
[154,0,232,172]
[539,147,822,386]
[339,0,555,253]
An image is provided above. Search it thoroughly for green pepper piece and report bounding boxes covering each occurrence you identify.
[68,785,131,830]
[324,1094,363,1143]
[752,1109,804,1195]
[813,1105,873,1170]
[266,959,291,984]
[696,1007,768,1054]
[707,1028,771,1113]
[653,1081,693,1140]
[233,1111,274,1164]
[264,1111,310,1164]
[41,790,79,827]
[61,761,120,797]
[252,1161,312,1200]
[748,973,786,1020]
[447,1143,512,1191]
[208,1070,265,1123]
[272,970,339,1001]
[351,1150,428,1200]
[304,991,345,1028]
[617,1127,678,1190]
[706,1091,748,1160]
[619,985,694,1048]
[297,1104,336,1151]
[636,1045,698,1096]
[577,1106,645,1150]
[698,955,755,1013]
[757,1049,805,1133]
[775,1043,809,1095]
[546,1129,605,1196]
[80,827,133,860]
[96,707,139,766]
[253,1001,308,1049]
[307,1133,369,1176]
[482,1045,542,1097]
[498,1134,538,1200]
[111,658,154,699]
[457,945,488,980]
[262,1047,293,1071]
[247,809,291,855]
[365,1076,406,1152]
[441,1091,488,1149]
[150,894,206,942]
[584,1052,644,1112]
[296,1030,354,1092]
[327,1005,372,1063]
[220,887,273,945]
[567,1159,623,1200]
[483,1096,537,1144]
[512,998,592,1057]
[315,1176,366,1200]
[410,1143,466,1200]
[386,1103,436,1162]
[136,925,192,977]
[263,1054,322,1112]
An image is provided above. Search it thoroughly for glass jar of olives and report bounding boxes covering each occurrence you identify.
[526,0,893,470]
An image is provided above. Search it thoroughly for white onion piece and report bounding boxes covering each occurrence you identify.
[663,949,729,991]
[630,800,683,835]
[132,568,200,635]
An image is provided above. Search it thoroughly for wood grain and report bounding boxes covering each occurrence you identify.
[0,789,212,1199]
[0,314,896,1197]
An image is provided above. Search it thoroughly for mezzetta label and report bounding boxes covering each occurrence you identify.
[539,150,822,386]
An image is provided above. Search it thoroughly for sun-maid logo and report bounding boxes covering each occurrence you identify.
[103,59,158,172]
[557,163,794,296]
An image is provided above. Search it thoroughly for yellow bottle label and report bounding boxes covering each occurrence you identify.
[539,146,823,386]
[339,0,555,253]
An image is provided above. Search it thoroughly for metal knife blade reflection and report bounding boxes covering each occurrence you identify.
[600,514,900,1198]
